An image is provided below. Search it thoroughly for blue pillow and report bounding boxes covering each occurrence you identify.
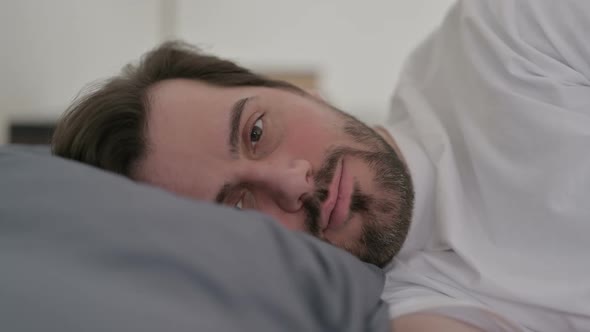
[0,145,389,332]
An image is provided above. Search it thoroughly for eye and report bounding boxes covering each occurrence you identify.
[235,196,244,210]
[233,190,256,210]
[250,118,263,149]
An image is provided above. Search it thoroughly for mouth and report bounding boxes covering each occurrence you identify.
[321,157,352,232]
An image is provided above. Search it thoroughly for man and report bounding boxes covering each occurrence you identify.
[52,0,590,331]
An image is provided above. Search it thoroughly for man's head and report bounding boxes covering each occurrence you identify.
[52,41,414,267]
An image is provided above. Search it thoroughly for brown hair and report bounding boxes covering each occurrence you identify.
[52,41,305,177]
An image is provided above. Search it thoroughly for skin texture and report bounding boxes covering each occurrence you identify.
[135,78,414,267]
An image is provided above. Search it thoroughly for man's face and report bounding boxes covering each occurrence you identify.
[136,79,413,266]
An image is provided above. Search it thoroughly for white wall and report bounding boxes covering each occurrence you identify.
[0,0,161,143]
[176,0,454,123]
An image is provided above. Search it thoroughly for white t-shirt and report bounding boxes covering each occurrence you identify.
[381,1,590,331]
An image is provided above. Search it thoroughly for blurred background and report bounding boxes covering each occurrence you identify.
[0,0,454,145]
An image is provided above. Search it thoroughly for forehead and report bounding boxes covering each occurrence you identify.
[137,79,245,190]
[146,79,243,155]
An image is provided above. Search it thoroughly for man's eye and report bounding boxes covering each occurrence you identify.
[235,197,243,210]
[234,190,256,210]
[250,118,263,148]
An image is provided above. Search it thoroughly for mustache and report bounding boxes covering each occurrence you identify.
[301,148,343,237]
[303,182,373,237]
[303,147,377,237]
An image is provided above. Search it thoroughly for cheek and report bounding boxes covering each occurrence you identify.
[281,117,340,156]
[282,131,330,175]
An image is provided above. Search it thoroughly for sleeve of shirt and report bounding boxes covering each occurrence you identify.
[477,0,590,83]
[384,1,590,331]
[382,263,526,332]
[448,0,590,111]
[390,0,590,125]
[389,0,590,225]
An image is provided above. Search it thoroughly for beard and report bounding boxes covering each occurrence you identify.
[301,113,414,267]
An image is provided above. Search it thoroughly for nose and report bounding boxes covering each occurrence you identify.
[253,159,314,212]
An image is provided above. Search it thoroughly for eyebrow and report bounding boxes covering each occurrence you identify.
[228,97,251,156]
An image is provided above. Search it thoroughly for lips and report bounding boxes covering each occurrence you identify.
[328,160,352,231]
[321,159,342,231]
[320,157,352,232]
